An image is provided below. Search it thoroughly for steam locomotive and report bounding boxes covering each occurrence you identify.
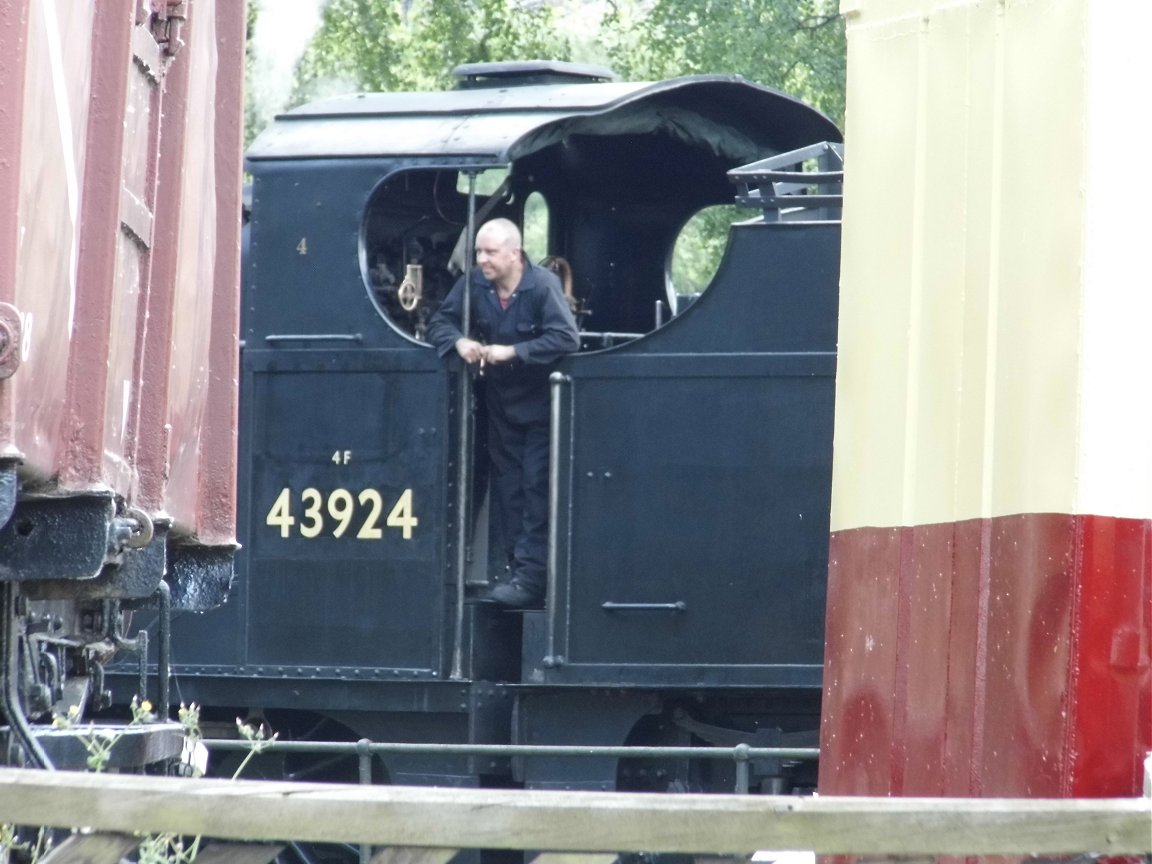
[113,61,843,799]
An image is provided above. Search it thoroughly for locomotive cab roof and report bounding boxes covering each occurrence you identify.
[246,74,839,164]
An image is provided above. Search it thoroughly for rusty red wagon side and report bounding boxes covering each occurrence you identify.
[0,0,245,766]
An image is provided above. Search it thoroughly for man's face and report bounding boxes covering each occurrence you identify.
[476,231,520,284]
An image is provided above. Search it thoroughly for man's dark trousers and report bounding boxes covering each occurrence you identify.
[487,399,550,592]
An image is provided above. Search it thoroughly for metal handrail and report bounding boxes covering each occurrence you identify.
[729,141,844,221]
[202,738,817,863]
[203,738,819,796]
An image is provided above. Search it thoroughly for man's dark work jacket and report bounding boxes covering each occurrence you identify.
[427,261,580,424]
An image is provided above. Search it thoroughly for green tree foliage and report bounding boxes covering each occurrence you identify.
[266,0,844,126]
[243,2,261,151]
[595,0,845,291]
[292,0,571,103]
[670,204,757,295]
[601,0,845,125]
[250,0,845,292]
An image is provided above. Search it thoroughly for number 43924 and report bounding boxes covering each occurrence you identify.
[265,487,418,540]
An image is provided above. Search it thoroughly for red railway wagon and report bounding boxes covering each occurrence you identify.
[0,1,245,767]
[820,0,1150,800]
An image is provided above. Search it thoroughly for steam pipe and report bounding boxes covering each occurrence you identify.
[2,584,53,769]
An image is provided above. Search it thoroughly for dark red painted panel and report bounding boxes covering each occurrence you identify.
[1072,516,1152,795]
[821,514,1152,799]
[940,518,987,795]
[0,1,29,307]
[60,0,135,489]
[0,3,241,551]
[0,0,29,448]
[151,1,243,545]
[199,0,245,544]
[981,514,1076,795]
[820,526,902,794]
[131,16,183,516]
[897,522,956,795]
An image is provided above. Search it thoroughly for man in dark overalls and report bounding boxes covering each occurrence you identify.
[428,218,579,608]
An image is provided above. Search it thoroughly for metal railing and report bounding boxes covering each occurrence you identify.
[729,141,844,222]
[203,738,819,795]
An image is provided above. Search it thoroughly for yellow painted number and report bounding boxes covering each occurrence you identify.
[300,488,323,538]
[264,487,417,540]
[328,489,354,538]
[265,488,296,538]
[357,489,384,539]
[386,488,419,540]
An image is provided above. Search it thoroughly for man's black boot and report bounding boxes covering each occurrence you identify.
[487,578,544,610]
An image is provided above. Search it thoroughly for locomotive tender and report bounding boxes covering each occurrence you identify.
[121,61,843,795]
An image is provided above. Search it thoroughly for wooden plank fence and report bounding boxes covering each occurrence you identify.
[0,767,1148,863]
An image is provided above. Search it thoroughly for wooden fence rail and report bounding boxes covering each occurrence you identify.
[0,768,1149,859]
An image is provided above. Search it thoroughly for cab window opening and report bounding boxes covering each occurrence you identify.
[522,190,549,262]
[668,204,758,311]
[363,167,518,342]
[361,152,738,348]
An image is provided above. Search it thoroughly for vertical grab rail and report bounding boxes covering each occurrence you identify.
[545,372,572,666]
[357,738,373,863]
[155,581,171,717]
[450,172,479,682]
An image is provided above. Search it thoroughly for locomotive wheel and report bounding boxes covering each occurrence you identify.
[274,840,362,864]
[275,713,371,864]
[207,711,376,864]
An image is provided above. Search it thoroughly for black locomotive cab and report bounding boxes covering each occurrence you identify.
[350,63,838,350]
[133,62,843,804]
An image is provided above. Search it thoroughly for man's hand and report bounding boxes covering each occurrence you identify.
[482,344,517,365]
[455,338,485,364]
